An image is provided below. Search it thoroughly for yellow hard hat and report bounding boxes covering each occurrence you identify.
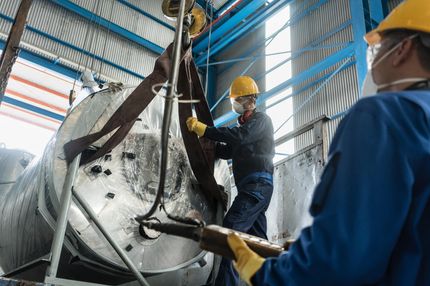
[229,76,259,98]
[365,0,430,45]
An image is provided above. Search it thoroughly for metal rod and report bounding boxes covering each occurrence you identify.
[135,0,187,221]
[0,0,33,105]
[72,189,150,286]
[45,153,81,279]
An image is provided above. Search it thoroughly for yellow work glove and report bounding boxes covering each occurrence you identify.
[186,117,207,137]
[227,233,265,285]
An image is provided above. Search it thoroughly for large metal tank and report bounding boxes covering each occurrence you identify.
[0,146,34,276]
[0,145,34,195]
[0,87,230,284]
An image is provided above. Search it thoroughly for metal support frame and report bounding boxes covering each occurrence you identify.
[272,57,353,135]
[193,0,266,55]
[0,0,33,106]
[207,0,334,111]
[195,0,293,65]
[210,18,352,113]
[214,44,355,126]
[201,43,349,68]
[216,0,341,74]
[50,0,163,55]
[43,153,151,286]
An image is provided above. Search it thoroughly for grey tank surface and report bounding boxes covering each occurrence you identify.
[0,145,34,195]
[0,146,34,276]
[0,87,230,284]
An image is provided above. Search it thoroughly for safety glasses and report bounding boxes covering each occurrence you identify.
[367,34,418,68]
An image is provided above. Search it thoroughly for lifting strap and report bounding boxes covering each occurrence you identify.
[63,43,223,204]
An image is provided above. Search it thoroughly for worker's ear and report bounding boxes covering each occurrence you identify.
[392,38,414,67]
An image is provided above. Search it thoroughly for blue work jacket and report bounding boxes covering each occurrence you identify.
[253,90,430,285]
[204,111,275,186]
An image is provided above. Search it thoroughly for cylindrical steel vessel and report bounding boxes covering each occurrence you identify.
[0,87,230,283]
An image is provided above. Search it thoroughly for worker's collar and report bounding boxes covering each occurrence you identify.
[238,109,255,125]
[405,80,430,91]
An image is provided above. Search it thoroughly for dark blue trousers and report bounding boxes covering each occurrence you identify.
[214,178,273,286]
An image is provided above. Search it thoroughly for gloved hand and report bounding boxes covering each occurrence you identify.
[186,117,207,137]
[227,233,265,285]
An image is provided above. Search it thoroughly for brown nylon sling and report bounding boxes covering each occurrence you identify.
[63,43,223,204]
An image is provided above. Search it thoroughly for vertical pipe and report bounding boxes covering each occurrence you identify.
[45,154,81,278]
[0,0,33,105]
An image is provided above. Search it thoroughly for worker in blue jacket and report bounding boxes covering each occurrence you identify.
[222,0,430,285]
[186,76,275,286]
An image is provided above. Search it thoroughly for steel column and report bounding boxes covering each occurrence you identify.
[349,0,368,96]
[0,0,33,106]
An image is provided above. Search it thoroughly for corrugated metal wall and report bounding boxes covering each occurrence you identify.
[0,0,174,85]
[290,0,358,150]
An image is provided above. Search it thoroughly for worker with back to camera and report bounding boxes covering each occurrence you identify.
[186,76,275,286]
[218,0,430,285]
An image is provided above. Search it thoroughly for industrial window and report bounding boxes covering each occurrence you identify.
[0,114,55,156]
[265,5,294,162]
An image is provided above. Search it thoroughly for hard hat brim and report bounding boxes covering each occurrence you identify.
[365,29,382,45]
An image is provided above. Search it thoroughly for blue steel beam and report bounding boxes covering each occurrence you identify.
[350,0,368,96]
[211,0,329,73]
[3,96,65,121]
[265,61,356,110]
[50,0,163,54]
[210,19,352,111]
[200,43,349,67]
[368,0,384,26]
[0,40,77,80]
[0,12,145,80]
[116,0,174,31]
[193,0,266,55]
[273,57,353,134]
[214,44,355,126]
[195,0,293,65]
